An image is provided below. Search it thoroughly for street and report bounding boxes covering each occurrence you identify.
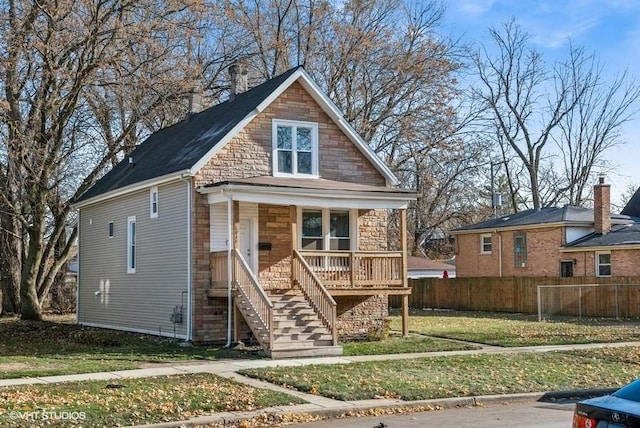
[292,400,576,428]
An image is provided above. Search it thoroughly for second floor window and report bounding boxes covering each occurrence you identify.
[273,120,318,177]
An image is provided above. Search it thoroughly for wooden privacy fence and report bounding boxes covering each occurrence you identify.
[389,276,640,317]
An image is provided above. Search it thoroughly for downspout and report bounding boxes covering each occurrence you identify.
[497,231,503,278]
[225,192,233,348]
[180,175,193,342]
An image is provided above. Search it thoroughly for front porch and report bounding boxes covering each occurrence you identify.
[198,177,414,357]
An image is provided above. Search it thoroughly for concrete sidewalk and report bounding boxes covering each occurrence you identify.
[1,340,635,427]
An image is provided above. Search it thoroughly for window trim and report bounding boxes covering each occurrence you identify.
[480,234,492,254]
[272,119,319,178]
[596,251,611,277]
[150,186,158,218]
[127,216,136,274]
[298,208,357,251]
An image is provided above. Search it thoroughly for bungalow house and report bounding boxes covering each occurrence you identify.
[74,66,416,358]
[451,177,640,278]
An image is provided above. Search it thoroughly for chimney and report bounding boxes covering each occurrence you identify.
[594,175,611,235]
[188,87,203,114]
[228,61,248,100]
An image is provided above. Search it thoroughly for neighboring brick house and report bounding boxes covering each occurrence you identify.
[74,66,415,358]
[451,178,640,278]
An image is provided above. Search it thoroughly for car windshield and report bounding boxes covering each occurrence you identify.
[613,379,640,402]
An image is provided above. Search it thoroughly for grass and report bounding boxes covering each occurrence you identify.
[240,346,640,401]
[342,335,478,356]
[389,309,640,347]
[0,373,304,427]
[0,314,261,379]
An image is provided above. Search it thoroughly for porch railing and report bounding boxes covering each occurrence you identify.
[232,249,274,350]
[292,250,338,346]
[299,251,404,288]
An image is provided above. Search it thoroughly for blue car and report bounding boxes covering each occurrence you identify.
[573,380,640,427]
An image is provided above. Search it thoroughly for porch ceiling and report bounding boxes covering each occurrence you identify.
[198,176,417,209]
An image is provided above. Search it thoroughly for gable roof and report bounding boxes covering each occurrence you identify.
[76,66,398,206]
[452,205,636,233]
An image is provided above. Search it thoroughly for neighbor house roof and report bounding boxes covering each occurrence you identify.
[76,67,399,206]
[621,188,640,218]
[452,206,636,233]
[564,223,640,249]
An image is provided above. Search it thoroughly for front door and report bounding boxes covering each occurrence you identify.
[239,219,255,273]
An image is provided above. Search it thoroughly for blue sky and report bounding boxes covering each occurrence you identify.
[441,0,640,206]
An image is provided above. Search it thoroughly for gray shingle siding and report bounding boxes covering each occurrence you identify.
[78,179,189,338]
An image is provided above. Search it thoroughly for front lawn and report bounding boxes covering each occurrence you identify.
[342,335,477,356]
[0,315,257,379]
[389,310,640,346]
[240,346,640,401]
[0,373,303,427]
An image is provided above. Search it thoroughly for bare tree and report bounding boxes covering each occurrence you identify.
[0,0,212,320]
[472,19,640,209]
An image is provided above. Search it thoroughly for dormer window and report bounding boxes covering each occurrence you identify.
[273,119,318,177]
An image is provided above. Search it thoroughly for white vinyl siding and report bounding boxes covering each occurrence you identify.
[210,203,229,251]
[77,180,189,339]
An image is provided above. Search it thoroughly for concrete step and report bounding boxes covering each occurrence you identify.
[269,345,343,359]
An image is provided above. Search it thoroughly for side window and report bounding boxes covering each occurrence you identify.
[150,187,158,218]
[127,216,136,274]
[596,251,611,277]
[480,234,492,254]
[108,221,114,238]
[514,232,527,267]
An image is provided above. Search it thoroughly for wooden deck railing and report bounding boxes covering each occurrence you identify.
[232,249,274,349]
[292,250,338,346]
[299,251,404,288]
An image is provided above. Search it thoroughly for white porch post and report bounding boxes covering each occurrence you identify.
[401,208,409,337]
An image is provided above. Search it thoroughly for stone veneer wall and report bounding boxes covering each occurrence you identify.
[190,81,391,343]
[335,209,391,340]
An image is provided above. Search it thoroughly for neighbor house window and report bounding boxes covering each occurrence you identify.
[560,260,574,277]
[300,209,354,251]
[514,232,527,267]
[596,251,611,277]
[480,234,492,254]
[108,221,114,238]
[273,120,318,177]
[150,186,158,218]
[127,216,136,274]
